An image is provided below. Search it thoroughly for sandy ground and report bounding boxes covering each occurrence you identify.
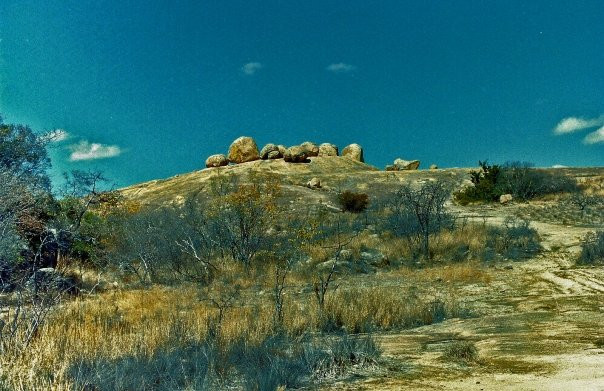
[325,203,604,390]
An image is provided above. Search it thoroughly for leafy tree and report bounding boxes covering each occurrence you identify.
[0,117,50,188]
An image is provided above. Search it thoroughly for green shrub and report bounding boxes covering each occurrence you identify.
[454,161,503,204]
[338,191,369,213]
[455,160,578,204]
[443,341,479,363]
[578,231,604,265]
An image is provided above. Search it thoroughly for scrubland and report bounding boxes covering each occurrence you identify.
[2,161,604,390]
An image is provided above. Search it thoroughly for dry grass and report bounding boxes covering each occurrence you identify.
[392,263,492,285]
[0,261,473,390]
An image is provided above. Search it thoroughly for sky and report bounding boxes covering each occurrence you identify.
[0,0,603,187]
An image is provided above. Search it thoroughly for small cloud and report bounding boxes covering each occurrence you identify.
[552,164,567,168]
[583,126,604,145]
[69,140,122,161]
[326,63,356,73]
[43,129,69,143]
[554,115,604,134]
[241,62,263,75]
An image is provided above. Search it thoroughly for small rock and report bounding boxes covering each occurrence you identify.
[318,143,338,157]
[228,136,260,164]
[430,164,438,170]
[500,194,513,204]
[306,177,321,189]
[205,154,229,168]
[342,144,364,162]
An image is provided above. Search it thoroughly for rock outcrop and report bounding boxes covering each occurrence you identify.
[386,158,420,171]
[205,154,229,168]
[283,146,308,163]
[318,143,338,157]
[342,144,364,162]
[394,158,420,170]
[228,136,260,164]
[277,145,287,156]
[260,143,282,160]
[300,141,319,157]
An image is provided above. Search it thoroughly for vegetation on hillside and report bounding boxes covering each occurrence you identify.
[455,160,579,204]
[3,117,601,389]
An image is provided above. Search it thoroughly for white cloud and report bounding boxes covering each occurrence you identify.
[551,164,567,168]
[241,62,263,75]
[43,129,69,143]
[326,63,356,73]
[583,126,604,145]
[554,115,604,134]
[69,140,122,161]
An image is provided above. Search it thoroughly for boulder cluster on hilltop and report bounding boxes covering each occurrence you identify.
[205,136,365,168]
[205,136,431,171]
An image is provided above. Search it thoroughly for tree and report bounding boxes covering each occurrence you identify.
[0,117,50,188]
[387,180,454,260]
[210,175,281,270]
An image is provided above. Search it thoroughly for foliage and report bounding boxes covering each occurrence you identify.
[577,231,604,265]
[0,117,50,188]
[454,161,502,204]
[383,180,454,260]
[69,328,381,391]
[338,190,369,213]
[483,217,541,261]
[455,160,578,204]
[498,161,578,200]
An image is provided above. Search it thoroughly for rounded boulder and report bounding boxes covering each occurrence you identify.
[318,143,338,157]
[260,143,282,160]
[228,136,260,164]
[342,144,364,162]
[283,146,308,163]
[300,141,319,157]
[205,154,229,168]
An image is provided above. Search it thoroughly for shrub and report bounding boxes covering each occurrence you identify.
[338,191,369,213]
[383,180,455,260]
[484,217,541,261]
[499,161,578,200]
[69,342,216,391]
[578,231,604,265]
[454,161,502,204]
[455,160,578,204]
[443,340,479,363]
[327,332,381,370]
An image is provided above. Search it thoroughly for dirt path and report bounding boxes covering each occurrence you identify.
[330,205,604,390]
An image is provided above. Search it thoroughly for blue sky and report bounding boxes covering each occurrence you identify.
[1,0,603,187]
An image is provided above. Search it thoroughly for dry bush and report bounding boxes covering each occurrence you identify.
[443,340,479,363]
[337,191,369,213]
